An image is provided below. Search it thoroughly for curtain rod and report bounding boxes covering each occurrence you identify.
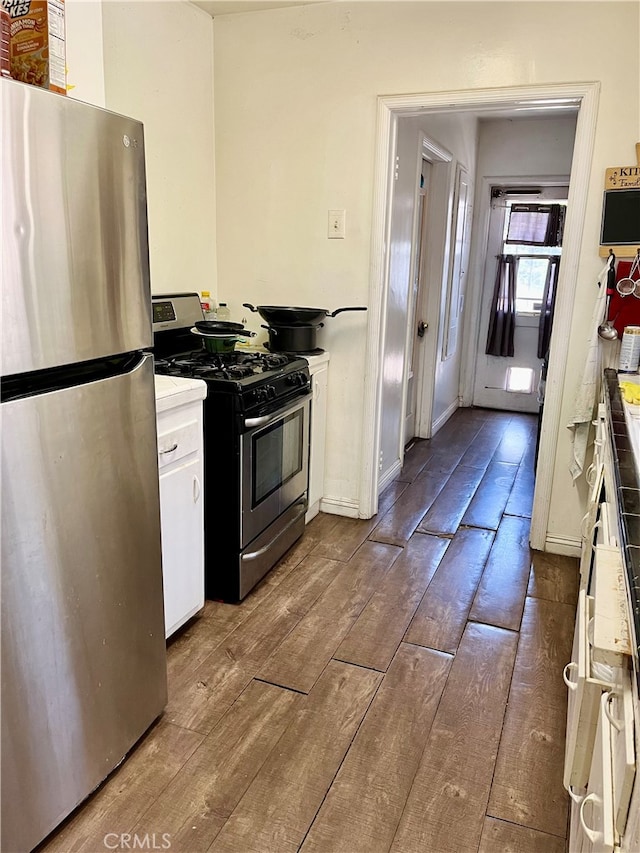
[496,254,560,260]
[491,187,542,198]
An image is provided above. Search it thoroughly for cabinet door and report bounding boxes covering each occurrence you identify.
[578,694,616,853]
[564,591,615,790]
[159,458,204,637]
[605,674,636,837]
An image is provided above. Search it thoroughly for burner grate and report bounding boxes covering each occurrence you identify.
[262,353,289,369]
[154,346,309,391]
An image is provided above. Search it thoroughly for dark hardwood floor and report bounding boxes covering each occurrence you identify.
[40,408,578,853]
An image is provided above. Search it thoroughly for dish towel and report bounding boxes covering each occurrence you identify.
[567,255,619,480]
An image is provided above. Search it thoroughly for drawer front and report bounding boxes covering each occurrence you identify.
[577,693,616,853]
[605,673,636,837]
[157,417,202,468]
[564,591,616,791]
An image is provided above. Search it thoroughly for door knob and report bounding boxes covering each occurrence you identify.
[417,321,427,338]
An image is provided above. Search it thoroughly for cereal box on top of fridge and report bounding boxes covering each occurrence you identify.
[2,0,65,94]
[1,6,10,77]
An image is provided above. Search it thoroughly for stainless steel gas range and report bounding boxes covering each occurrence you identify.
[152,293,311,602]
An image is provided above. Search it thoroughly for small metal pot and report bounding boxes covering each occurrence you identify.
[261,324,323,353]
[201,336,238,354]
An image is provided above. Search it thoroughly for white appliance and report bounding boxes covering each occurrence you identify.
[155,375,207,636]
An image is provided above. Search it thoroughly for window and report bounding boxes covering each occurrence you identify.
[506,366,535,394]
[502,201,566,314]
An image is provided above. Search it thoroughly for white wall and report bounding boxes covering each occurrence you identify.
[476,115,579,181]
[213,1,638,535]
[101,2,216,297]
[65,0,105,107]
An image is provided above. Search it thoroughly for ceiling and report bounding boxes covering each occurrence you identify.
[192,0,325,17]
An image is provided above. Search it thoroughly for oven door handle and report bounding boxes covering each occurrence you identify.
[242,499,307,561]
[244,392,311,430]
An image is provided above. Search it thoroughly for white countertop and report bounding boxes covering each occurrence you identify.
[304,350,330,368]
[620,378,640,479]
[154,374,207,413]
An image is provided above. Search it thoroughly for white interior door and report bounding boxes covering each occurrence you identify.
[404,160,431,445]
[472,186,568,413]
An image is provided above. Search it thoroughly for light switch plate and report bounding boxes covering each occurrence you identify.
[328,209,346,239]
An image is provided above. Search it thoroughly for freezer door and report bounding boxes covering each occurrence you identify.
[1,353,167,853]
[1,78,152,376]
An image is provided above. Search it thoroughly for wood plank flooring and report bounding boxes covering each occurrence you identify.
[40,407,578,853]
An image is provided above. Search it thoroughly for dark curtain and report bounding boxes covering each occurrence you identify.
[486,255,517,357]
[506,204,565,247]
[537,256,560,360]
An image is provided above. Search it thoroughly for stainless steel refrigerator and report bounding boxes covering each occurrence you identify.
[1,78,167,852]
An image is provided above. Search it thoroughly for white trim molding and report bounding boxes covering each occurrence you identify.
[544,535,582,559]
[359,82,601,554]
[320,496,360,519]
[431,398,459,437]
[378,459,403,495]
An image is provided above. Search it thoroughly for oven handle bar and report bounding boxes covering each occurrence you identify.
[244,391,311,430]
[242,499,307,561]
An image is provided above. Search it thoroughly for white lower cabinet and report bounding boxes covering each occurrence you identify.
[564,591,616,792]
[566,398,637,853]
[158,457,203,637]
[155,376,206,638]
[577,693,616,853]
[305,352,329,523]
[607,673,636,838]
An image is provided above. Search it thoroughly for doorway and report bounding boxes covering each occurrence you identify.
[359,82,600,554]
[472,185,569,414]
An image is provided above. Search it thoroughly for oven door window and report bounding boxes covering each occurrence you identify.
[252,409,304,507]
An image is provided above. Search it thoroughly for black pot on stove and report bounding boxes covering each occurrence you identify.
[261,323,323,353]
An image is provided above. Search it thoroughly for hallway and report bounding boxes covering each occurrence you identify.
[42,408,578,853]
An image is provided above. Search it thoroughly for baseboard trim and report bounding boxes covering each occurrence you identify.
[378,459,403,495]
[542,534,581,558]
[319,496,360,518]
[431,399,459,436]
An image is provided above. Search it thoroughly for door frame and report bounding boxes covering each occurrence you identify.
[359,81,600,553]
[403,155,429,448]
[411,134,454,442]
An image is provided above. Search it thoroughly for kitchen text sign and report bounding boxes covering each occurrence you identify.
[605,166,640,190]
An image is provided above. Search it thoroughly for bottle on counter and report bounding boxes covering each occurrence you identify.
[200,291,217,320]
[619,326,640,373]
[217,302,231,321]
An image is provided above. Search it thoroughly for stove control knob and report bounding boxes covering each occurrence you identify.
[287,372,306,387]
[255,387,269,403]
[266,385,277,400]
